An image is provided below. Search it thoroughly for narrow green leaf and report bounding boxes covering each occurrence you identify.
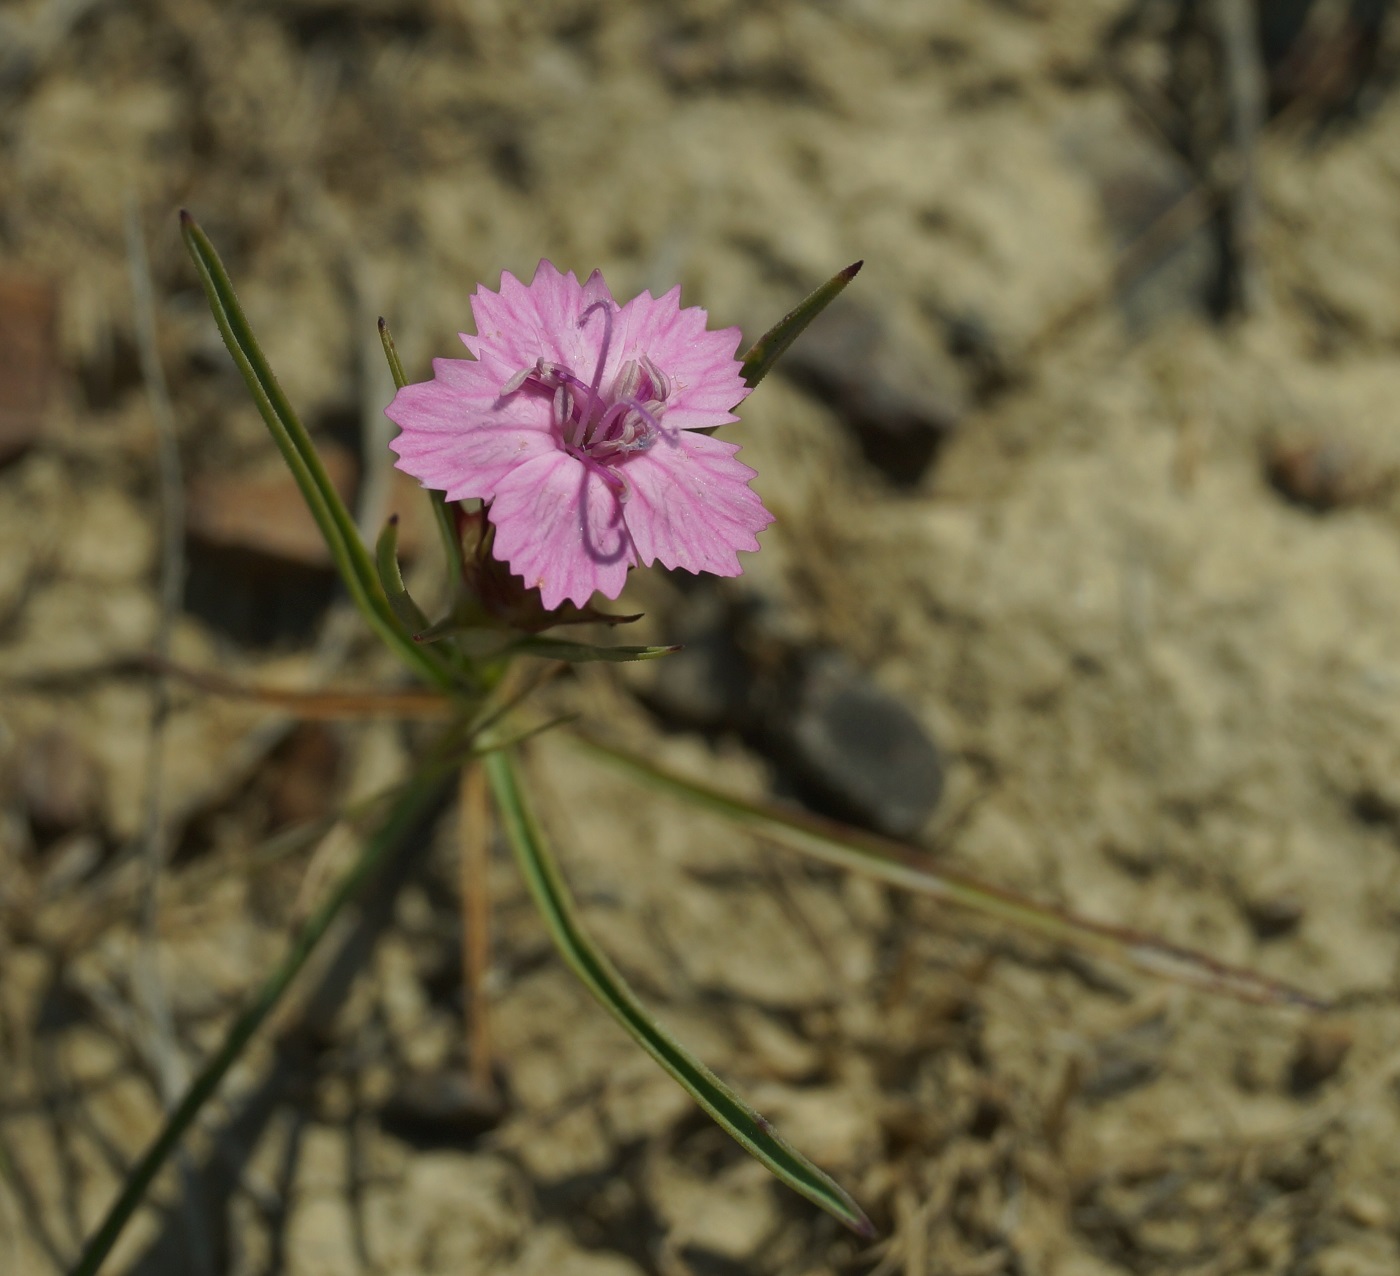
[507,636,681,664]
[377,315,409,391]
[411,612,482,647]
[408,621,676,664]
[427,494,464,591]
[572,734,1329,1012]
[179,212,456,692]
[740,260,863,389]
[484,750,874,1238]
[375,515,431,634]
[473,713,578,754]
[70,742,459,1276]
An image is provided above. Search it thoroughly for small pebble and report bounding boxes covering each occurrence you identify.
[380,1070,505,1145]
[1341,1189,1389,1230]
[1264,436,1387,512]
[17,728,101,844]
[0,270,57,465]
[1288,1021,1353,1094]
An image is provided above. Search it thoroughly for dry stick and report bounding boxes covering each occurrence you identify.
[1213,0,1266,313]
[95,206,429,928]
[459,764,496,1096]
[1025,182,1215,361]
[124,198,184,1078]
[144,656,450,717]
[1031,17,1275,357]
[123,196,213,1276]
[0,0,104,96]
[113,201,384,1273]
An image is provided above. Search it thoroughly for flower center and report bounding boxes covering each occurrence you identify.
[499,303,672,474]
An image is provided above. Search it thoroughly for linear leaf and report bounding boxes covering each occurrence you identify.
[409,623,677,664]
[507,636,680,663]
[377,315,409,391]
[473,713,578,754]
[484,749,874,1237]
[179,213,456,692]
[375,515,431,635]
[571,733,1329,1012]
[740,261,862,389]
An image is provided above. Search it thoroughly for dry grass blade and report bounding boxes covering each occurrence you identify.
[459,763,496,1097]
[572,732,1330,1012]
[148,656,452,719]
[125,196,212,1275]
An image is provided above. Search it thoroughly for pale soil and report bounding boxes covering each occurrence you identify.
[3,2,1400,1274]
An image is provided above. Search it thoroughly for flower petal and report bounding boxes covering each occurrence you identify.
[614,286,750,430]
[463,260,611,382]
[489,451,636,609]
[621,430,773,578]
[386,375,557,502]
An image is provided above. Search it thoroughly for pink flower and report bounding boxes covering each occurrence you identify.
[387,261,774,612]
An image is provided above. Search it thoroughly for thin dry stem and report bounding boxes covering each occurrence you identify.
[125,193,213,1276]
[148,656,452,718]
[460,763,495,1096]
[124,195,185,1088]
[1214,0,1265,312]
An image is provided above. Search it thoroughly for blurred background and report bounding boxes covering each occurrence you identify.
[5,1,1400,1272]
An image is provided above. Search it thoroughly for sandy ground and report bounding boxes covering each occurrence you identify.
[4,1,1400,1273]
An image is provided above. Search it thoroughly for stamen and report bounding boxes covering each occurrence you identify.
[639,354,670,402]
[589,396,662,459]
[610,359,643,406]
[619,430,657,454]
[499,365,532,396]
[510,335,671,466]
[501,358,570,397]
[552,384,571,434]
[612,395,663,439]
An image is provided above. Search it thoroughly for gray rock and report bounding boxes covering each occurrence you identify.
[777,651,943,841]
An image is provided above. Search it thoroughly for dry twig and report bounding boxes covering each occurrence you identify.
[124,193,213,1276]
[460,763,496,1097]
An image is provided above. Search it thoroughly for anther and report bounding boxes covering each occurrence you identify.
[552,384,571,434]
[639,354,670,401]
[501,358,568,397]
[499,366,533,396]
[610,360,643,406]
